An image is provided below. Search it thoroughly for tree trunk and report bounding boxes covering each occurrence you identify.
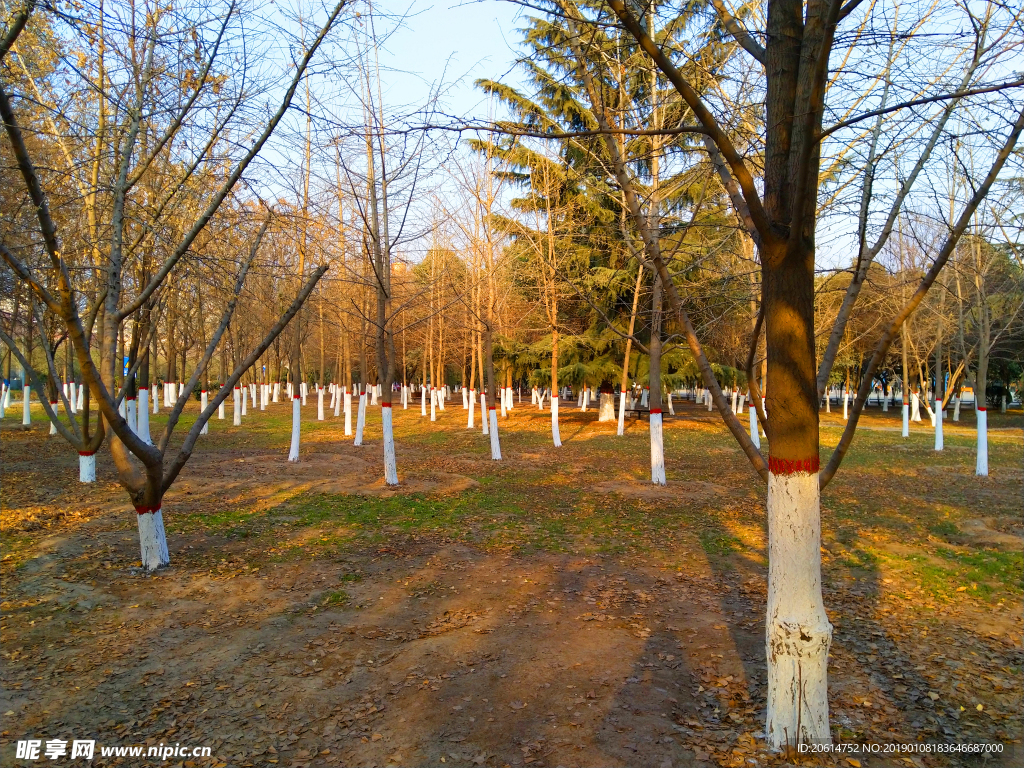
[649,272,665,485]
[762,242,831,748]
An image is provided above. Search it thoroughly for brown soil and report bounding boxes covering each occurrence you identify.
[2,399,1022,768]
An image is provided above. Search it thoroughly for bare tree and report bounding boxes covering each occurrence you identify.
[1,0,347,569]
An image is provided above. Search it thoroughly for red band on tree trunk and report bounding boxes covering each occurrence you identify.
[78,450,96,456]
[127,396,135,401]
[977,407,986,411]
[650,409,662,414]
[382,402,392,407]
[134,505,161,515]
[768,455,820,475]
[50,401,57,404]
[294,395,300,400]
[139,387,148,391]
[489,406,496,410]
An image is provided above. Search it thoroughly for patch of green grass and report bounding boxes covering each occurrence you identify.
[319,590,349,607]
[929,521,959,537]
[699,530,743,557]
[934,548,1023,594]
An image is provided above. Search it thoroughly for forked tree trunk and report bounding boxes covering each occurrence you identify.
[136,503,170,572]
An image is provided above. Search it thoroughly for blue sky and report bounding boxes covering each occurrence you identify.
[370,0,529,121]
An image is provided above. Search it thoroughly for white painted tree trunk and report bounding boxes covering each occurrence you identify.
[749,404,760,450]
[467,389,476,429]
[438,387,446,411]
[421,385,427,416]
[976,407,988,476]
[138,388,151,444]
[261,384,268,410]
[200,391,209,435]
[78,452,96,483]
[667,392,675,416]
[127,397,137,435]
[952,395,960,421]
[136,506,170,571]
[218,397,225,420]
[481,393,488,434]
[371,386,378,406]
[488,407,501,460]
[334,385,342,417]
[842,389,849,420]
[650,411,666,485]
[288,396,301,461]
[911,392,921,422]
[233,387,241,426]
[641,388,649,407]
[902,403,909,437]
[500,388,508,418]
[598,392,614,422]
[69,382,78,414]
[301,381,308,406]
[824,390,830,413]
[241,387,248,416]
[617,391,627,436]
[317,389,325,421]
[462,388,469,409]
[382,403,398,485]
[79,384,86,412]
[738,393,746,411]
[882,389,889,412]
[354,392,367,446]
[344,388,353,436]
[934,399,943,451]
[273,382,280,402]
[706,389,713,411]
[925,398,935,426]
[551,395,561,447]
[48,401,58,434]
[731,388,738,413]
[1001,394,1006,413]
[765,471,832,749]
[538,390,545,410]
[22,385,31,424]
[430,388,437,421]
